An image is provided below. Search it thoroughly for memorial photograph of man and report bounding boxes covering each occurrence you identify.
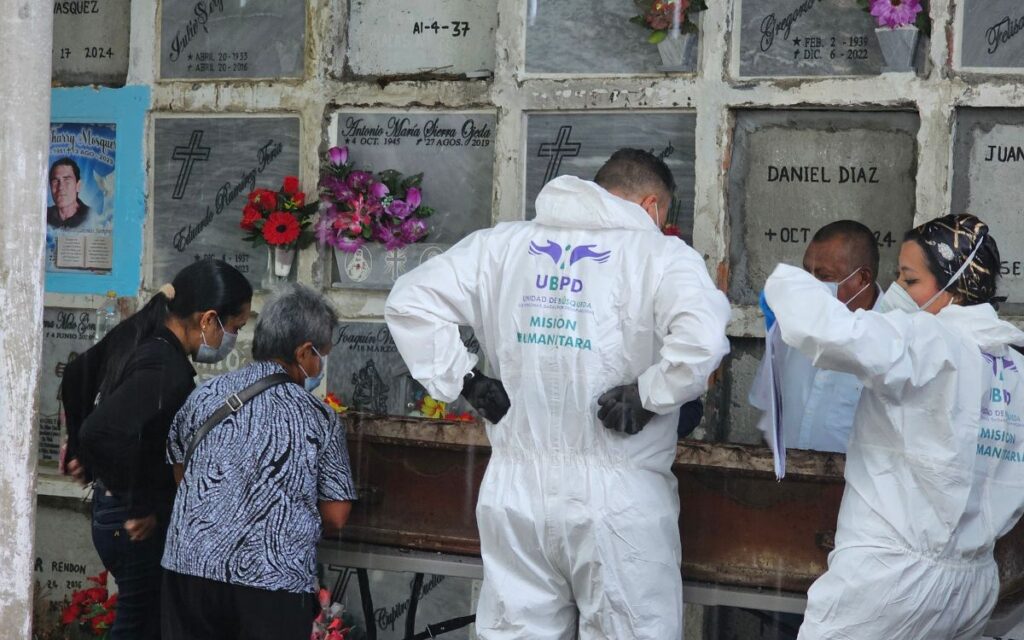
[46,157,91,229]
[384,148,731,639]
[749,220,882,454]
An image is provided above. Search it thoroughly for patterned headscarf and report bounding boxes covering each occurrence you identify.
[910,214,999,305]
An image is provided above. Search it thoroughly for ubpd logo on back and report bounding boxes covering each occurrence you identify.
[985,353,1019,405]
[528,240,611,294]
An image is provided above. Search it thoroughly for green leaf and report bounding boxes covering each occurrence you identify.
[401,173,424,189]
[691,0,708,13]
[628,15,647,26]
[416,206,435,218]
[648,30,668,44]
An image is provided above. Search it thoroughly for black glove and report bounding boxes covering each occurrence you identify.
[597,383,655,435]
[461,368,511,424]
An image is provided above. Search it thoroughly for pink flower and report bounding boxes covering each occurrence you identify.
[398,218,428,244]
[347,171,373,192]
[386,199,413,219]
[315,218,338,245]
[374,224,405,250]
[327,146,348,166]
[335,235,366,253]
[869,0,922,28]
[405,187,422,210]
[369,181,389,200]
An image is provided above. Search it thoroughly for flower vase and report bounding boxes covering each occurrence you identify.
[875,25,919,73]
[657,33,694,70]
[273,245,295,277]
[262,246,295,288]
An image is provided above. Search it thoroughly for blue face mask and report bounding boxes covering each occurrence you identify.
[194,316,236,364]
[298,346,326,392]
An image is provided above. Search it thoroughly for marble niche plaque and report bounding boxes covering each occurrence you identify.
[526,0,698,73]
[958,0,1024,71]
[345,0,497,77]
[727,110,919,304]
[39,307,97,463]
[325,322,480,417]
[152,117,300,288]
[330,111,495,290]
[524,112,697,243]
[738,0,886,76]
[952,109,1024,310]
[160,0,306,79]
[52,0,131,85]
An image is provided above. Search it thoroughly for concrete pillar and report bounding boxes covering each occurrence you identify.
[0,0,53,634]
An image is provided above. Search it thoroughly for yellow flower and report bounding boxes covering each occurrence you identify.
[324,392,347,414]
[420,396,447,419]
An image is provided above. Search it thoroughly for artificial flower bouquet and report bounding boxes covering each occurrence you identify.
[324,392,348,414]
[240,176,319,249]
[860,0,927,31]
[316,146,435,254]
[60,572,116,639]
[410,391,475,422]
[630,0,708,44]
[311,588,362,640]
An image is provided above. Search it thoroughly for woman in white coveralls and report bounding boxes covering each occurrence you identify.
[765,214,1024,640]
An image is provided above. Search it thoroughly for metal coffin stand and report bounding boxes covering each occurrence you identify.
[320,416,1024,635]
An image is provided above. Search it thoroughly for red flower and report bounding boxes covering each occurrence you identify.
[83,586,107,602]
[240,205,263,230]
[88,571,108,587]
[249,189,277,211]
[262,211,301,246]
[292,192,306,207]
[61,603,81,625]
[662,223,682,237]
[282,176,300,195]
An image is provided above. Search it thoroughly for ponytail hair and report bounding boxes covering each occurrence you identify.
[98,259,253,396]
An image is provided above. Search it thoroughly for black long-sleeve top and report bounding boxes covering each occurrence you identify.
[63,324,196,520]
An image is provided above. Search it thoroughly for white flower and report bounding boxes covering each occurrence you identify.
[937,243,955,261]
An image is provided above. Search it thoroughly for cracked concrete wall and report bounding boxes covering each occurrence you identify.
[1,0,52,634]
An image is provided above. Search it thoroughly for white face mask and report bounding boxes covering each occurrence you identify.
[878,282,921,314]
[879,234,987,314]
[822,269,871,307]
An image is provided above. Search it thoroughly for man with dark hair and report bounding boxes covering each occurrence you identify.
[750,219,883,453]
[385,150,730,639]
[47,157,91,228]
[593,148,676,227]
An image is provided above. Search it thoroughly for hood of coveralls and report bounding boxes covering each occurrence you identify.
[534,175,660,232]
[938,303,1024,354]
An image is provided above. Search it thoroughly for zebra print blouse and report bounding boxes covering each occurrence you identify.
[161,361,356,594]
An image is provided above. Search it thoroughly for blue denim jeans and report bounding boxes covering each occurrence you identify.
[91,488,167,640]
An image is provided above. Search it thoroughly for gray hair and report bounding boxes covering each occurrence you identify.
[252,283,339,362]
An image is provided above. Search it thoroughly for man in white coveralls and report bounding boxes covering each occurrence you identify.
[385,149,731,639]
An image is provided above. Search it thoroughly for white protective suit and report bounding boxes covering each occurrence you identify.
[385,175,731,639]
[748,286,883,453]
[765,264,1024,640]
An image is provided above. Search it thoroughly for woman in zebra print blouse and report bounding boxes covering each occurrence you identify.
[161,284,357,640]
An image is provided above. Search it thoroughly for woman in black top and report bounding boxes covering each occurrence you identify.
[62,259,252,640]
